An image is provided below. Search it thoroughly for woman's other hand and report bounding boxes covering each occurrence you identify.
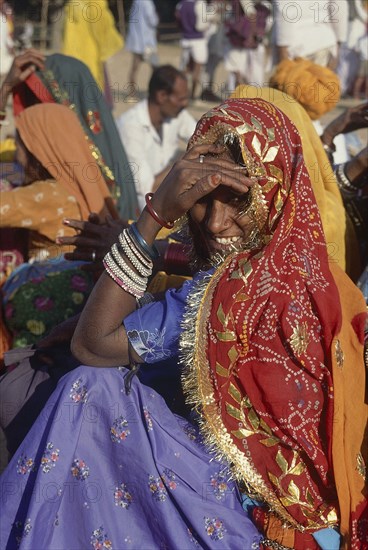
[149,144,254,225]
[57,213,129,267]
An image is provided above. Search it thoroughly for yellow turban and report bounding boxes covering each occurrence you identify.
[269,58,341,120]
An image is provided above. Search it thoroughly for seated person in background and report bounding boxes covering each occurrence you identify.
[1,49,138,220]
[0,103,119,351]
[266,56,367,281]
[116,65,196,211]
[0,98,366,550]
[320,101,368,174]
[1,103,118,250]
[320,102,368,282]
[268,58,341,135]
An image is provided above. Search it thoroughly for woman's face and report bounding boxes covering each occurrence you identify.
[189,186,253,260]
[14,132,29,170]
[15,131,51,185]
[188,149,254,262]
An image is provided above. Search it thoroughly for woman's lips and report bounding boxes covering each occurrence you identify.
[208,235,243,252]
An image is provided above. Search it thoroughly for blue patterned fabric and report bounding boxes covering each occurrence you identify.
[0,366,262,549]
[0,269,262,548]
[124,270,211,363]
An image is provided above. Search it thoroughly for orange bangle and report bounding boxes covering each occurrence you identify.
[144,193,174,229]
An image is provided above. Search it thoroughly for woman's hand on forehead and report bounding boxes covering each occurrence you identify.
[150,144,254,225]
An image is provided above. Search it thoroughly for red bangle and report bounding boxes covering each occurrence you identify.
[144,193,174,229]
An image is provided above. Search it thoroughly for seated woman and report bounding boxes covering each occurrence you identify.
[1,49,138,219]
[0,99,366,550]
[319,102,368,282]
[1,102,119,349]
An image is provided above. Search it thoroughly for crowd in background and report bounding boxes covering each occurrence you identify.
[0,2,367,548]
[1,1,368,99]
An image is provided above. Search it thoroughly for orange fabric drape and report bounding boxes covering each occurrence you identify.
[329,262,367,549]
[15,103,119,221]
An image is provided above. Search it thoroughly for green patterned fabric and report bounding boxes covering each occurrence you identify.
[3,260,94,347]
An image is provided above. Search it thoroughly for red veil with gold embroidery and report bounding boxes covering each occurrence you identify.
[180,99,367,549]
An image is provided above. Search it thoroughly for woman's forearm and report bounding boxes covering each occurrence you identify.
[71,272,137,367]
[344,150,368,186]
[71,210,162,367]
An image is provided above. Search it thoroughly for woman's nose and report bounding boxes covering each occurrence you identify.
[205,200,232,235]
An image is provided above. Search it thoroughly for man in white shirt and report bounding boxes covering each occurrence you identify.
[274,0,348,69]
[116,65,196,211]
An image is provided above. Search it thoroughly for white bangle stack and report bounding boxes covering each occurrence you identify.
[335,163,360,195]
[118,229,152,277]
[103,226,154,298]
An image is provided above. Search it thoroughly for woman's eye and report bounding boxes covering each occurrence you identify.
[229,198,241,207]
[229,192,251,215]
[229,194,247,207]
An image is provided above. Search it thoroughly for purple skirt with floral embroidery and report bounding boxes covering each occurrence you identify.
[1,366,261,549]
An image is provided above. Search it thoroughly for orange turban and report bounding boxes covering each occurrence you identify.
[269,58,341,120]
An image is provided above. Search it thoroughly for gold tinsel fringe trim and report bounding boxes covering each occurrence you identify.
[179,256,313,533]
